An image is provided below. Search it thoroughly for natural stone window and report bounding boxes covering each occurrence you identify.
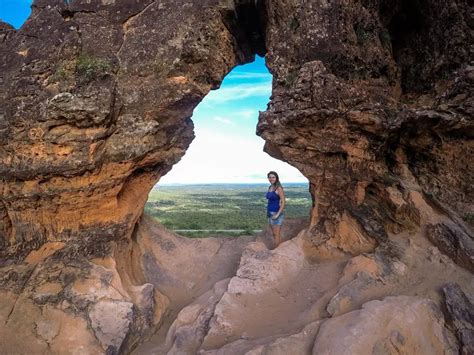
[0,1,472,354]
[145,57,311,237]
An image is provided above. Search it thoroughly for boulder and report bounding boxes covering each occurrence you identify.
[313,296,458,355]
[89,300,134,353]
[442,283,474,355]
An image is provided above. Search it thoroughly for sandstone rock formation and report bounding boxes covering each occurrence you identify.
[257,0,473,264]
[0,0,258,260]
[443,283,474,355]
[0,0,472,354]
[312,296,458,355]
[134,220,473,354]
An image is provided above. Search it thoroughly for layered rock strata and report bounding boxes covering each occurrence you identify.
[257,0,473,264]
[1,0,471,270]
[0,0,473,354]
[1,0,262,352]
[0,216,256,353]
[0,0,260,260]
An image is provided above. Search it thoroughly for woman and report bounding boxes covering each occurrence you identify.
[266,171,286,247]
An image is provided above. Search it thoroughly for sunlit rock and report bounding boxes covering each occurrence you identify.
[0,0,472,353]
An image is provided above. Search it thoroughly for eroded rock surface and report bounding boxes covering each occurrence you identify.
[134,219,473,354]
[313,296,458,355]
[1,0,472,272]
[1,0,473,353]
[442,283,474,355]
[257,0,473,262]
[0,253,163,353]
[0,0,259,260]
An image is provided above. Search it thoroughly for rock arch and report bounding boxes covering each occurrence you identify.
[1,0,472,264]
[0,0,267,260]
[0,0,472,353]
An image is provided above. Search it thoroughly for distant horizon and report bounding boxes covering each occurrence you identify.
[156,181,309,186]
[157,56,308,185]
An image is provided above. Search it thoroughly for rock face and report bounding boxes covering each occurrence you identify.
[134,219,472,354]
[426,222,474,271]
[0,0,472,354]
[313,296,458,355]
[1,0,472,270]
[0,0,259,260]
[0,251,164,353]
[442,283,474,355]
[257,0,473,261]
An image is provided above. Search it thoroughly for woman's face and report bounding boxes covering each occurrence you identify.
[268,174,277,184]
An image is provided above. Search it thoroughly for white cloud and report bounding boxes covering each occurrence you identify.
[155,58,301,185]
[238,109,258,119]
[205,82,272,103]
[228,72,271,80]
[213,116,234,125]
[158,128,307,185]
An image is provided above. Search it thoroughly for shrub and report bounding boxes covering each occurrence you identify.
[463,213,474,223]
[354,23,372,44]
[281,69,298,88]
[75,54,110,83]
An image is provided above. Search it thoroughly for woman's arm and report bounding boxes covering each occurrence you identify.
[273,187,286,218]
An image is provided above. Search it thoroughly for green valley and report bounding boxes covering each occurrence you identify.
[145,183,312,237]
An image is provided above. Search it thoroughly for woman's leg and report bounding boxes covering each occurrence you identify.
[272,225,281,247]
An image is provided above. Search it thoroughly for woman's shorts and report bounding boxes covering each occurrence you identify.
[268,211,284,226]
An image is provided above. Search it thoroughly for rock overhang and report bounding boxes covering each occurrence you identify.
[0,0,472,270]
[0,1,472,353]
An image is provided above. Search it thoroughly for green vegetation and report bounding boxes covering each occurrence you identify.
[76,54,110,83]
[177,230,256,238]
[463,213,474,224]
[281,69,298,88]
[50,55,111,84]
[51,64,70,82]
[354,23,373,45]
[145,183,312,237]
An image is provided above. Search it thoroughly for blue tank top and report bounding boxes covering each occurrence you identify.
[266,189,280,213]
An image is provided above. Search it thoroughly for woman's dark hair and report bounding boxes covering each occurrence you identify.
[267,171,282,189]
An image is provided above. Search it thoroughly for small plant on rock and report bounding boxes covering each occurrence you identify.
[354,23,372,44]
[75,54,110,83]
[281,69,298,88]
[463,213,474,224]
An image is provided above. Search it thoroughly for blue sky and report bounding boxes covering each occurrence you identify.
[1,1,307,184]
[161,56,306,184]
[0,0,31,28]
